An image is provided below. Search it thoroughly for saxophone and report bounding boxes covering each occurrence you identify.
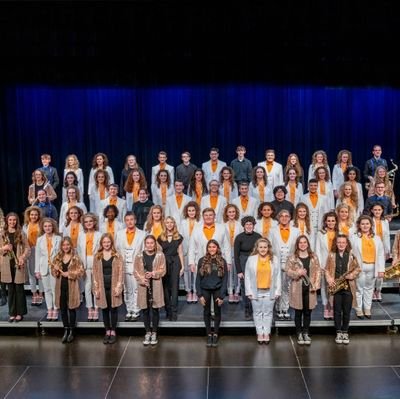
[384,262,400,279]
[328,264,358,296]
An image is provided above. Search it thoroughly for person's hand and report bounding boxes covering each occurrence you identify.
[190,264,196,273]
[179,268,184,277]
[275,295,280,300]
[143,278,150,287]
[299,269,307,276]
[227,264,231,272]
[237,273,244,280]
[17,257,24,267]
[247,295,253,300]
[327,277,335,287]
[2,244,12,252]
[378,272,385,279]
[145,271,152,279]
[35,272,42,280]
[216,298,224,306]
[199,296,206,306]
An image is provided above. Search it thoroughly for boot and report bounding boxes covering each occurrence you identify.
[61,328,69,344]
[0,283,7,306]
[67,327,75,343]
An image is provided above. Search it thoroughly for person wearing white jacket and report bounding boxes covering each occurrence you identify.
[200,180,227,224]
[257,149,284,188]
[35,218,61,320]
[202,147,227,186]
[115,212,145,321]
[59,186,87,228]
[250,166,274,204]
[63,154,84,201]
[151,170,175,208]
[285,167,304,207]
[245,238,281,344]
[350,215,385,319]
[88,153,114,209]
[232,182,259,220]
[77,213,102,321]
[315,166,335,211]
[165,180,191,226]
[151,151,175,185]
[332,150,353,198]
[98,184,127,223]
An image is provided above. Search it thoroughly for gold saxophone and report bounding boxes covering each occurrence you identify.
[384,262,400,279]
[328,265,358,296]
[0,208,19,266]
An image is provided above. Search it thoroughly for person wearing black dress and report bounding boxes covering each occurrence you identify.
[158,216,184,321]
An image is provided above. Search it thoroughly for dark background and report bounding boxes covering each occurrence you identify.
[0,1,399,214]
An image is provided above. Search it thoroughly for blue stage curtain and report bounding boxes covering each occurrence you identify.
[0,86,399,214]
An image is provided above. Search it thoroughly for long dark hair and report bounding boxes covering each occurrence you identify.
[199,239,225,277]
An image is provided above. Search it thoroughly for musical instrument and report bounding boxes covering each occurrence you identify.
[328,265,358,295]
[301,272,315,291]
[143,253,153,305]
[0,208,19,266]
[384,262,400,280]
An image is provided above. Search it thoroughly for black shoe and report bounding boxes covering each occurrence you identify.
[103,334,110,344]
[62,328,69,344]
[206,335,213,347]
[245,311,252,321]
[212,334,219,347]
[171,314,178,321]
[67,328,75,343]
[108,334,117,344]
[0,286,7,306]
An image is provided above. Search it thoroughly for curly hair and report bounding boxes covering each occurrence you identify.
[124,168,147,193]
[219,166,236,190]
[199,240,225,277]
[321,211,338,234]
[223,204,240,223]
[182,201,201,221]
[91,153,109,168]
[293,203,312,235]
[250,238,274,261]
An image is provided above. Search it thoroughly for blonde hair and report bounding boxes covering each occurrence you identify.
[65,154,80,170]
[223,204,240,223]
[159,216,181,241]
[336,149,352,165]
[145,205,165,233]
[336,203,354,226]
[338,182,358,209]
[81,213,99,232]
[24,206,42,226]
[39,217,59,236]
[250,238,274,261]
[95,233,120,260]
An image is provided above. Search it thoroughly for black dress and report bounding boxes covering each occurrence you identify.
[60,259,76,328]
[157,235,183,319]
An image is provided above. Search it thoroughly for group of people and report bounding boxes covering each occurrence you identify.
[0,144,399,347]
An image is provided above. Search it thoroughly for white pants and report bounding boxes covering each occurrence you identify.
[277,271,290,313]
[124,273,140,315]
[42,273,56,310]
[356,263,375,311]
[251,290,275,335]
[27,248,44,293]
[320,271,331,307]
[183,255,197,293]
[228,250,240,295]
[375,277,383,291]
[84,255,96,309]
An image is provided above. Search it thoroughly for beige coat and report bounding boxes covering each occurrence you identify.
[0,232,30,284]
[286,253,321,310]
[325,251,361,308]
[92,254,124,309]
[134,250,166,309]
[392,232,400,265]
[52,254,85,309]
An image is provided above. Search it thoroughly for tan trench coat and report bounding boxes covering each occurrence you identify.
[134,250,166,309]
[52,254,85,309]
[325,251,361,308]
[286,253,321,310]
[0,232,30,284]
[92,254,124,309]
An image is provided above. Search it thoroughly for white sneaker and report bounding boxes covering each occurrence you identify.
[150,332,158,345]
[342,332,350,345]
[335,332,343,344]
[143,333,151,346]
[297,333,305,345]
[303,333,311,345]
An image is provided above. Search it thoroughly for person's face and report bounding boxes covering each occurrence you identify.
[360,219,372,234]
[41,157,50,166]
[7,216,17,229]
[37,190,47,202]
[338,208,349,221]
[288,169,297,180]
[373,146,382,157]
[66,175,75,185]
[203,211,215,225]
[209,181,219,193]
[152,208,162,222]
[317,169,326,180]
[298,237,309,251]
[336,237,348,252]
[83,218,94,230]
[159,172,168,183]
[289,155,297,166]
[244,221,254,233]
[158,154,167,164]
[326,216,337,230]
[187,206,197,219]
[257,241,269,257]
[102,237,112,251]
[261,205,273,218]
[309,183,318,193]
[377,168,386,178]
[125,215,136,229]
[132,171,140,182]
[376,184,385,196]
[227,207,237,220]
[343,185,352,197]
[347,170,356,181]
[207,242,218,256]
[67,189,77,200]
[127,156,136,167]
[174,182,184,194]
[97,173,105,183]
[43,221,53,234]
[109,186,118,197]
[210,151,219,161]
[96,156,104,167]
[239,185,249,196]
[34,171,44,182]
[145,238,156,252]
[297,207,307,220]
[29,210,40,223]
[62,240,72,254]
[165,218,175,231]
[316,154,324,163]
[237,149,246,158]
[372,206,383,218]
[67,157,75,167]
[341,153,349,163]
[106,208,116,221]
[256,168,265,179]
[279,213,291,226]
[222,169,231,180]
[138,190,148,202]
[181,153,190,163]
[266,152,275,162]
[275,189,285,201]
[69,209,79,221]
[195,171,203,181]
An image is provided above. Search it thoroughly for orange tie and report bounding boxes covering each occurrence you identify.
[223,181,230,202]
[310,193,318,208]
[298,220,305,235]
[319,180,326,195]
[46,236,53,263]
[228,222,235,246]
[99,184,106,200]
[203,225,215,241]
[28,223,39,247]
[189,219,195,236]
[159,163,165,171]
[210,195,218,210]
[133,182,140,202]
[327,231,335,251]
[107,221,115,237]
[375,219,383,240]
[126,230,135,245]
[289,182,296,204]
[240,196,249,212]
[176,193,183,209]
[195,182,203,205]
[70,222,79,248]
[280,226,290,243]
[340,163,347,173]
[211,161,218,173]
[262,218,271,238]
[266,162,273,173]
[109,198,117,206]
[161,184,167,206]
[86,232,94,256]
[258,181,265,202]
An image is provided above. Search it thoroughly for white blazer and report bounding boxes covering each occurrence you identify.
[151,184,175,207]
[250,183,274,203]
[338,223,356,237]
[63,168,84,201]
[317,181,335,211]
[200,195,227,223]
[257,161,284,188]
[300,193,329,232]
[202,160,227,185]
[219,182,238,203]
[98,197,127,223]
[290,220,315,251]
[115,228,146,274]
[59,201,87,228]
[179,219,201,257]
[307,164,331,182]
[335,198,362,221]
[372,219,391,256]
[34,234,62,276]
[151,164,175,185]
[99,220,125,240]
[254,218,278,238]
[332,164,345,191]
[269,226,300,270]
[245,255,282,299]
[89,186,109,214]
[62,223,84,240]
[188,223,231,267]
[350,234,385,277]
[232,196,259,220]
[285,182,304,206]
[77,231,102,269]
[315,231,333,270]
[224,220,243,249]
[88,166,114,197]
[165,193,191,226]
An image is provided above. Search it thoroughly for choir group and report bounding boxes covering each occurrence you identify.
[0,145,399,347]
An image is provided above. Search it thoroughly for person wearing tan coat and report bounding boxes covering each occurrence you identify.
[286,235,321,345]
[134,235,166,346]
[0,212,30,322]
[325,234,361,345]
[92,233,124,345]
[51,237,85,343]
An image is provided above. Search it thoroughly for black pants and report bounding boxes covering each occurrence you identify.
[143,286,159,332]
[163,259,180,317]
[60,281,76,328]
[294,288,311,335]
[8,283,27,317]
[334,289,353,332]
[102,288,118,330]
[202,288,222,335]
